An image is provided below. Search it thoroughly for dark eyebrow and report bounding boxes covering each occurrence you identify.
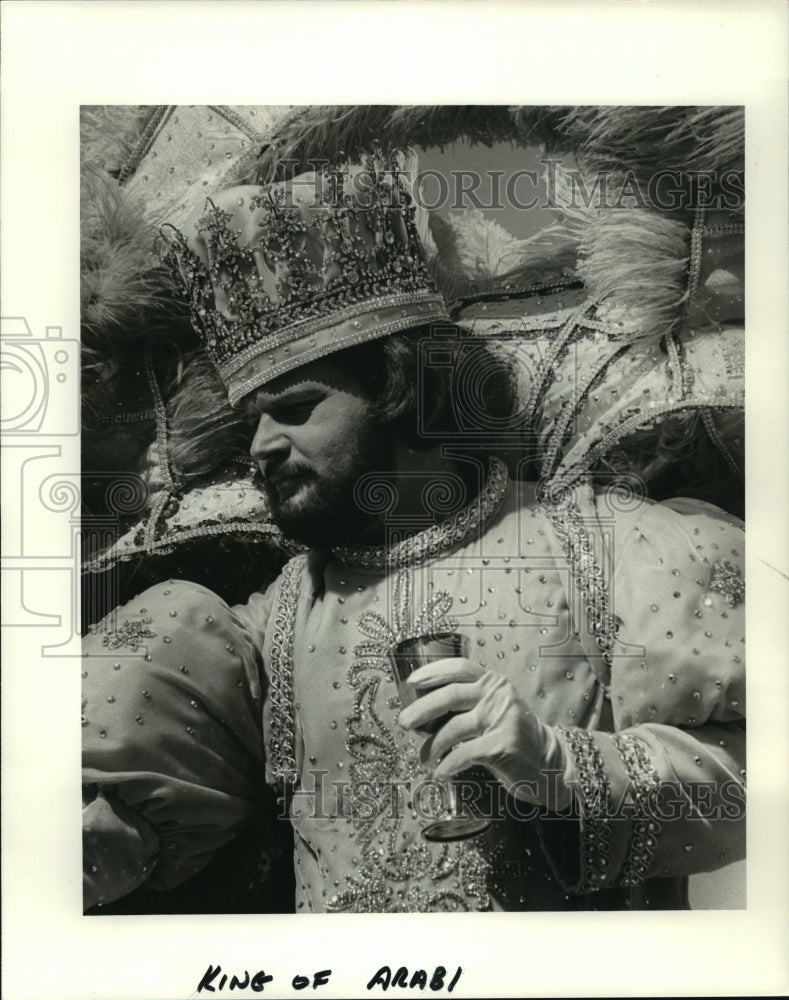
[244,384,326,417]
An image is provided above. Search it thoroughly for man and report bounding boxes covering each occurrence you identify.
[82,165,745,913]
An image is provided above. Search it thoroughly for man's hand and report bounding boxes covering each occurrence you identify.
[397,658,571,810]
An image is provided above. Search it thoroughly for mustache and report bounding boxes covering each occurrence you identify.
[253,461,314,490]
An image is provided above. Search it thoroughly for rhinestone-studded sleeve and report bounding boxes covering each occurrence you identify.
[539,494,745,894]
[82,579,275,910]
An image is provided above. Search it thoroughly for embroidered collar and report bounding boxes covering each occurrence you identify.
[331,457,510,570]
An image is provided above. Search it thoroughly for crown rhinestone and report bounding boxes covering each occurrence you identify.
[160,160,449,403]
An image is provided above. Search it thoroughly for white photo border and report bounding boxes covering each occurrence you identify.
[2,2,788,997]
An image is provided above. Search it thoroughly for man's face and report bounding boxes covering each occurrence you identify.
[245,355,391,546]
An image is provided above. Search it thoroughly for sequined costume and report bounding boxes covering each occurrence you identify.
[82,459,745,912]
[81,105,746,912]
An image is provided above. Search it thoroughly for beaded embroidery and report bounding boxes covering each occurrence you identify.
[332,457,509,570]
[101,616,156,652]
[721,336,745,380]
[484,839,539,905]
[611,732,662,888]
[522,301,596,432]
[268,555,306,783]
[561,727,612,893]
[701,408,742,476]
[353,570,456,664]
[324,570,493,913]
[538,486,618,694]
[708,558,745,608]
[539,344,630,479]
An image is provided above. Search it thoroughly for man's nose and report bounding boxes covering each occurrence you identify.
[249,414,289,466]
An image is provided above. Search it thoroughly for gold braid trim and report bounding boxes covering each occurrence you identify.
[538,487,617,694]
[611,732,662,888]
[332,457,509,570]
[268,554,306,785]
[561,727,613,893]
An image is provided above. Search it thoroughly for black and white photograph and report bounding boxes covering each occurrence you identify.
[79,102,748,919]
[2,3,788,999]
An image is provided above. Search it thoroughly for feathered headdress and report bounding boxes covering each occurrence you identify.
[81,104,745,609]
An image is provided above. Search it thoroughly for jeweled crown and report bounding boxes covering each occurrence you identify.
[159,162,450,405]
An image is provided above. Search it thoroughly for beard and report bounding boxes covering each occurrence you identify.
[261,421,395,547]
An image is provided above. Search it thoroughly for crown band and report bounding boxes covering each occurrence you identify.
[224,293,449,405]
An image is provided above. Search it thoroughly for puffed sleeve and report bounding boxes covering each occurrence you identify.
[542,494,745,894]
[82,579,276,909]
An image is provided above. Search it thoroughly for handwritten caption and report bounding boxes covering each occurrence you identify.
[195,964,463,994]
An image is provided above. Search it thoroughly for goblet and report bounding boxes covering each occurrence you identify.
[390,632,491,842]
